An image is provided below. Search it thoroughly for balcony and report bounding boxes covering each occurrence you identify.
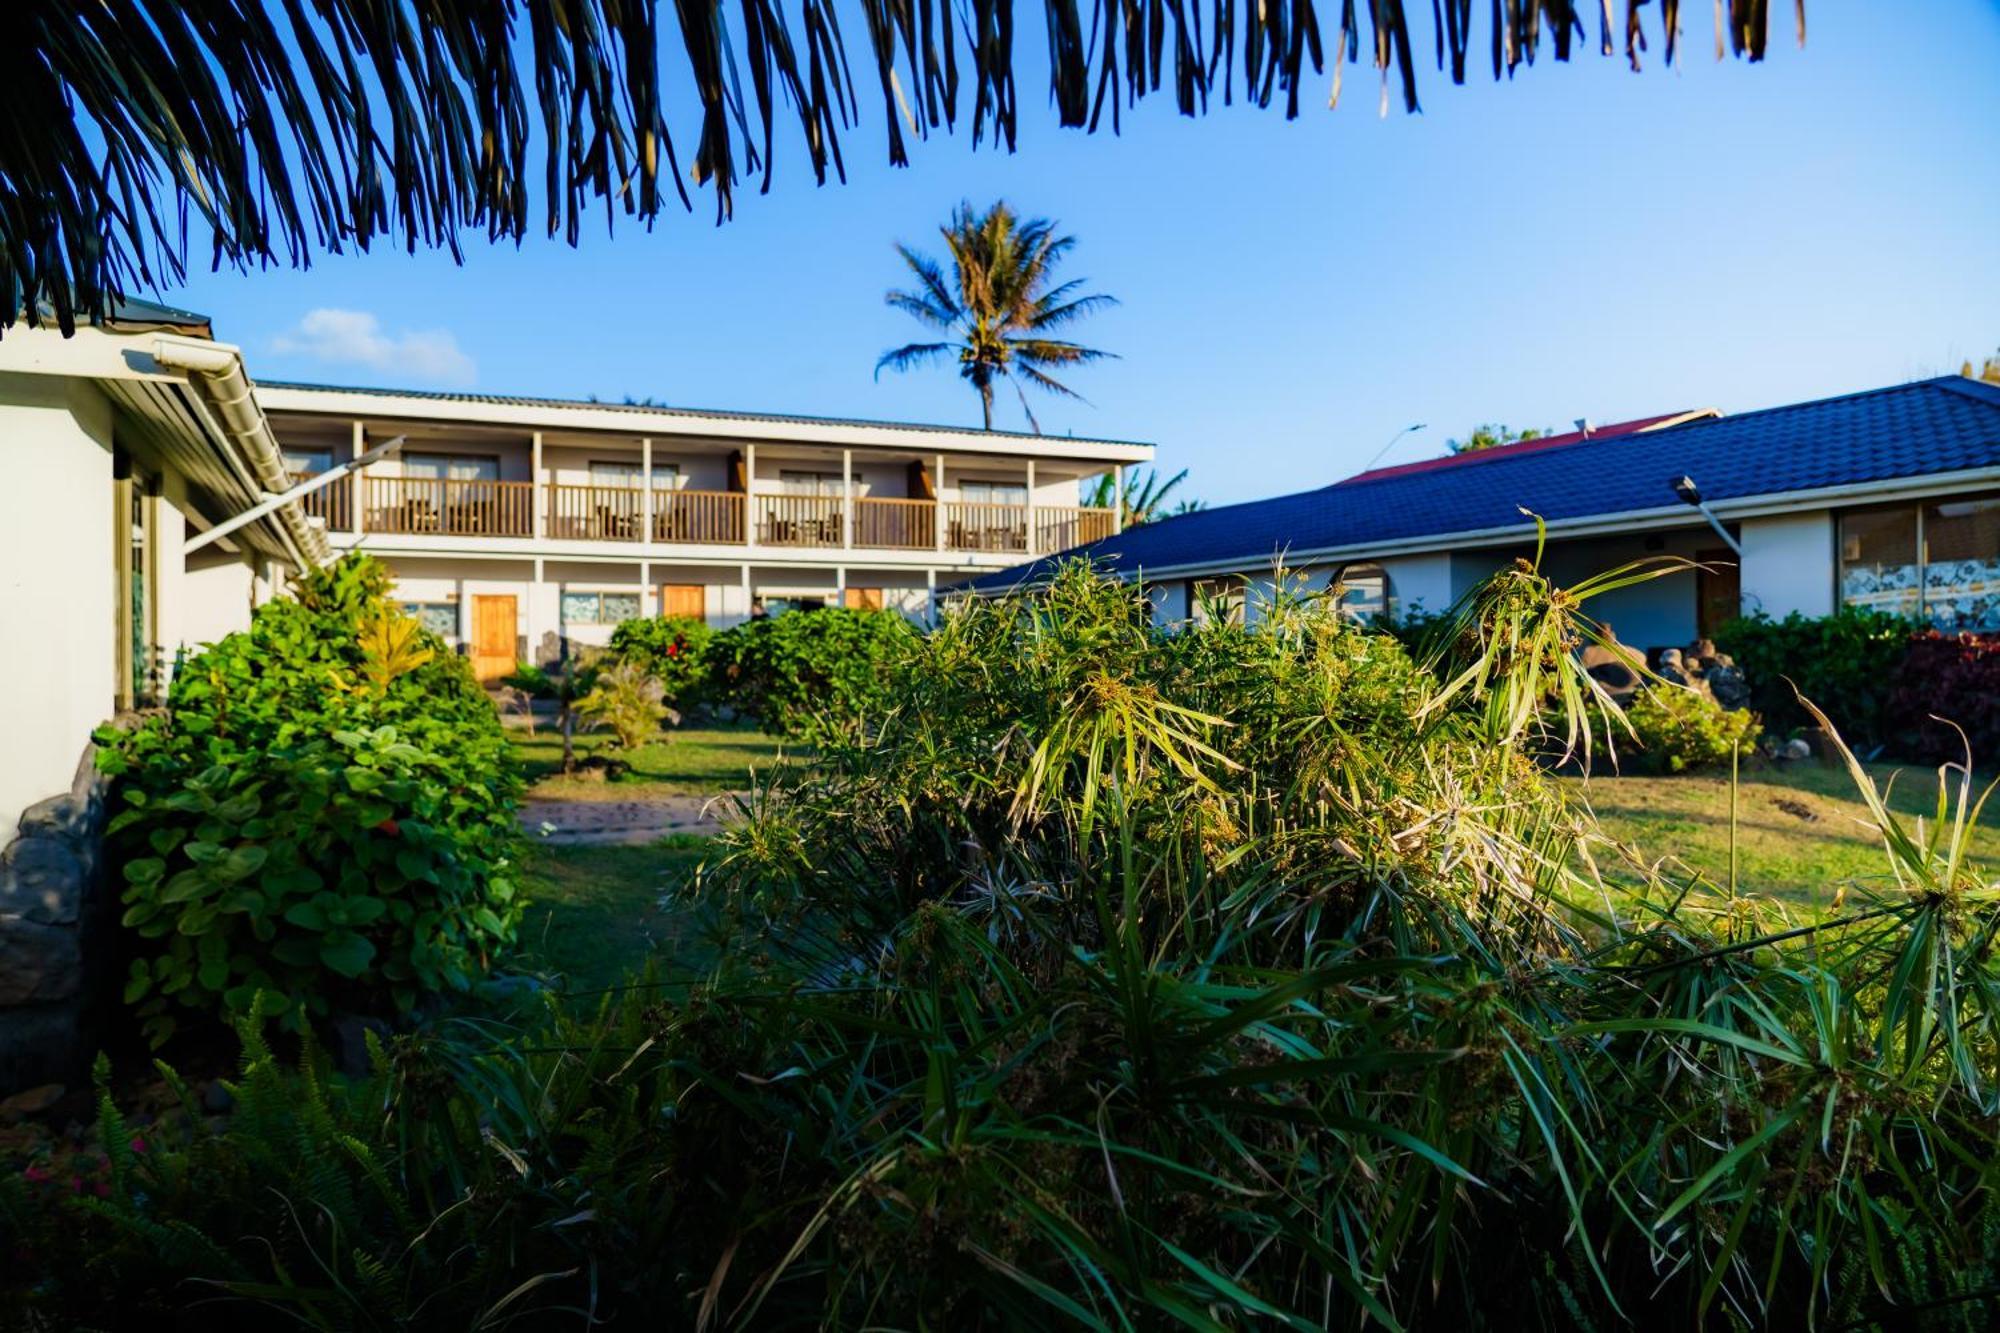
[362,476,534,537]
[308,474,1112,557]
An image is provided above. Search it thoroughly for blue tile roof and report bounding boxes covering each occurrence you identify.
[969,376,2000,591]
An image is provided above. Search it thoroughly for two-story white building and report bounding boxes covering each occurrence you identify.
[252,382,1145,681]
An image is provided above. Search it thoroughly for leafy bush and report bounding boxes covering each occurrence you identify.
[606,614,716,705]
[1714,604,1911,742]
[499,660,554,697]
[17,559,2000,1328]
[95,555,523,1043]
[1621,684,1762,772]
[706,607,916,741]
[576,660,673,750]
[1886,630,2000,763]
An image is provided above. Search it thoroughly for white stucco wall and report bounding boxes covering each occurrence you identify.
[0,376,116,836]
[1740,511,1835,620]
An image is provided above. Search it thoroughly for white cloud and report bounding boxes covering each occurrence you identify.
[271,308,476,386]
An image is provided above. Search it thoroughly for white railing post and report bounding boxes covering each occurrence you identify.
[1025,458,1037,554]
[934,452,947,553]
[531,431,545,540]
[641,437,653,546]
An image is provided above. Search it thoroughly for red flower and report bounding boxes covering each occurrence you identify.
[21,1164,50,1184]
[375,818,401,837]
[129,1137,148,1154]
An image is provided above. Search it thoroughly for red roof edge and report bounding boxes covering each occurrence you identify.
[1338,408,1722,486]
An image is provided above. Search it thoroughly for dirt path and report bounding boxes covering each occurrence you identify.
[521,793,742,845]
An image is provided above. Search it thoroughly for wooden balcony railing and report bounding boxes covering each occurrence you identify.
[1034,506,1116,553]
[288,470,352,531]
[653,490,746,544]
[547,483,645,541]
[756,494,845,547]
[944,502,1029,553]
[855,496,936,549]
[363,476,533,536]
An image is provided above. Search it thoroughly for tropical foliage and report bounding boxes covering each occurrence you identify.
[1622,682,1762,772]
[706,607,917,743]
[607,614,718,706]
[17,555,2000,1328]
[4,3,1804,337]
[1716,605,1914,743]
[877,201,1115,430]
[1081,464,1202,526]
[93,555,523,1045]
[1447,422,1547,453]
[576,660,675,751]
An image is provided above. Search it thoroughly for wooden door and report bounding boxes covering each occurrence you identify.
[843,586,884,611]
[1696,548,1741,638]
[661,583,706,620]
[471,595,517,683]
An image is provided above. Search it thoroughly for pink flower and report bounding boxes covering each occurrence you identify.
[129,1137,148,1154]
[21,1164,50,1185]
[93,1181,111,1198]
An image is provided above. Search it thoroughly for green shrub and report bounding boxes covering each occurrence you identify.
[576,660,672,749]
[1715,605,1911,743]
[499,660,554,697]
[1622,684,1762,772]
[17,559,2000,1328]
[707,607,917,741]
[606,614,716,705]
[95,555,523,1044]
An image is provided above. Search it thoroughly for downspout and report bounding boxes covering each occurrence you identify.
[150,334,330,569]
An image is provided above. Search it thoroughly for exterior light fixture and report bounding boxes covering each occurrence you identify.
[1669,473,1742,557]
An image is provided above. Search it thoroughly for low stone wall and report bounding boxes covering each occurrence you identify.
[0,744,113,1093]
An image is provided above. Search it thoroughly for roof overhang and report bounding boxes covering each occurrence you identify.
[254,383,1155,466]
[980,463,2000,590]
[0,325,327,568]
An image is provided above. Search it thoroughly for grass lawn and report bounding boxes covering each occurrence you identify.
[511,723,794,800]
[1567,759,2000,910]
[513,836,718,991]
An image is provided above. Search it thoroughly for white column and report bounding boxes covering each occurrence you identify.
[640,437,653,546]
[934,452,947,553]
[531,432,545,540]
[349,420,364,534]
[741,561,753,618]
[836,564,847,608]
[926,567,937,628]
[842,447,854,549]
[1111,465,1125,534]
[1025,458,1037,554]
[640,559,650,615]
[745,443,758,550]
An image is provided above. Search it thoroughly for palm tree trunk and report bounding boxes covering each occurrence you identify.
[979,382,994,431]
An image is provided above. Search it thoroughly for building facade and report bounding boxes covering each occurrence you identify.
[254,384,1146,679]
[972,377,2000,656]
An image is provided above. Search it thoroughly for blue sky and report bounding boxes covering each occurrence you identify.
[163,5,2000,505]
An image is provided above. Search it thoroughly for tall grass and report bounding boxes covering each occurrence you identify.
[8,556,1998,1329]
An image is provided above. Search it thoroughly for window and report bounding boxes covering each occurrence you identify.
[1329,564,1390,623]
[1839,507,1920,618]
[591,460,680,488]
[779,470,844,496]
[1840,493,2000,631]
[960,479,1028,507]
[404,452,499,482]
[282,446,333,476]
[1190,577,1244,627]
[115,453,160,707]
[401,601,460,638]
[1922,496,2000,632]
[561,591,643,625]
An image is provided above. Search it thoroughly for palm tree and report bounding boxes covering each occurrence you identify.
[1083,467,1204,527]
[876,202,1115,432]
[1,3,1807,337]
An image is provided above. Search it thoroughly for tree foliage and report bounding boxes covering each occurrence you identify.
[2,2,1805,335]
[1081,465,1202,526]
[1447,422,1547,454]
[877,201,1115,430]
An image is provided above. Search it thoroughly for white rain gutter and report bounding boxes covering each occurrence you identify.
[151,335,330,568]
